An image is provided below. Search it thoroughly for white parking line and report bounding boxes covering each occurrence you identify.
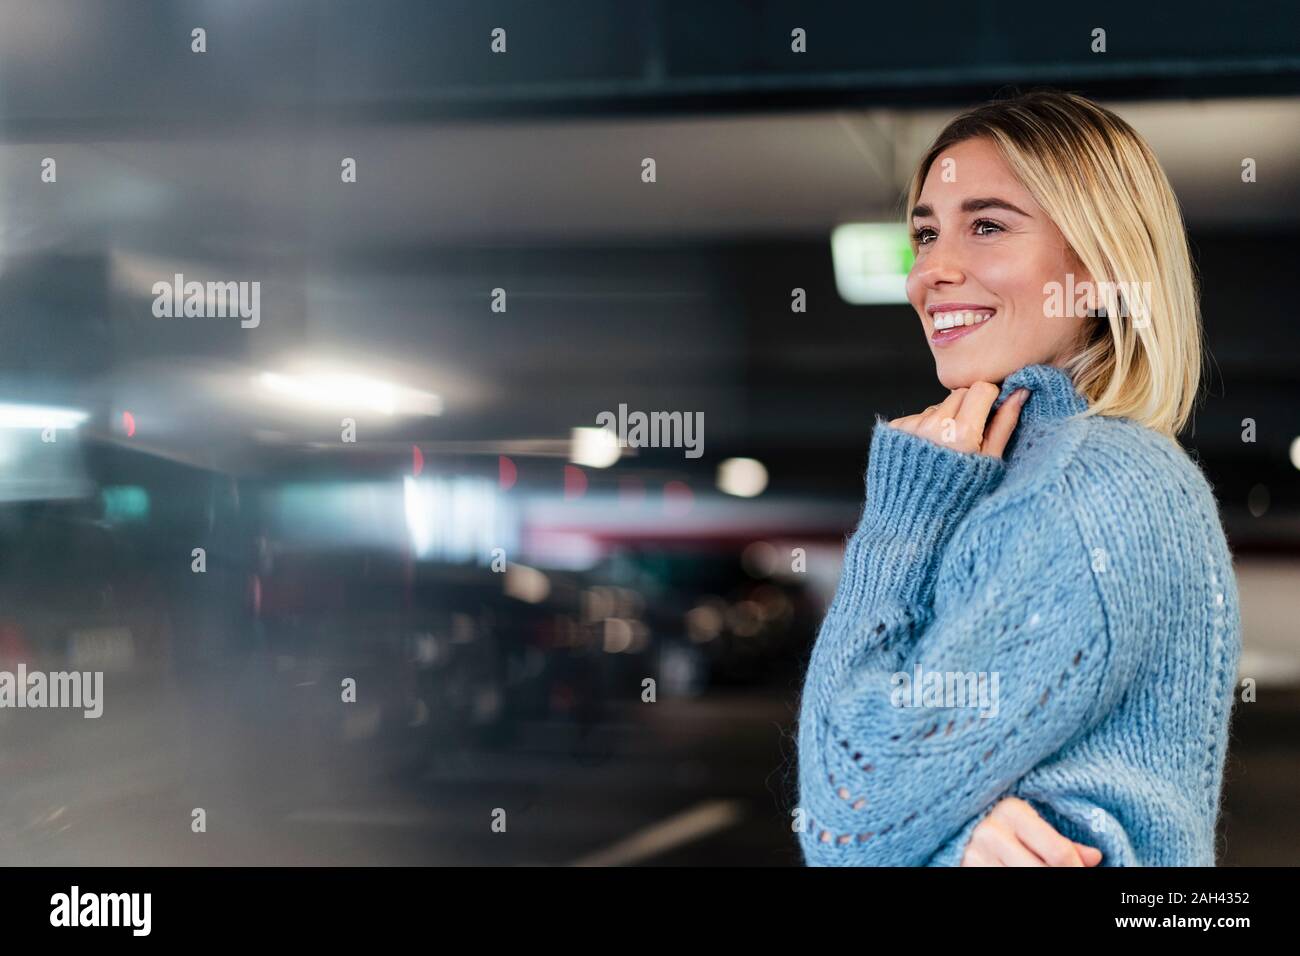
[568,799,745,867]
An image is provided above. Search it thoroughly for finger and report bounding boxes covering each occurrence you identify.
[899,404,940,428]
[996,837,1050,867]
[953,381,1001,445]
[1009,806,1087,867]
[931,389,967,425]
[923,389,968,446]
[892,400,945,429]
[981,388,1029,459]
[962,846,1002,867]
[1074,841,1104,866]
[976,819,1049,867]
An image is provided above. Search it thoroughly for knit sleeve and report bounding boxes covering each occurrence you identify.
[797,422,1114,866]
[798,419,1006,700]
[923,801,999,867]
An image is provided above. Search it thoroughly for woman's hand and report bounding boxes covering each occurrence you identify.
[960,797,1104,866]
[889,383,1029,458]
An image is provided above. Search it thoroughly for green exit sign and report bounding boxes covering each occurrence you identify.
[831,223,915,305]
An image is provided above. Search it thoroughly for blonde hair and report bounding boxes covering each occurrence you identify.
[905,90,1203,437]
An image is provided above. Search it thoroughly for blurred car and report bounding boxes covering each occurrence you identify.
[593,546,822,690]
[0,500,174,685]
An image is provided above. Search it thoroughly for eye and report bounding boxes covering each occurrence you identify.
[973,218,1006,236]
[911,225,937,245]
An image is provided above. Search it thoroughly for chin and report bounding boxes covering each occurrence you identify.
[935,351,1034,390]
[934,359,1006,391]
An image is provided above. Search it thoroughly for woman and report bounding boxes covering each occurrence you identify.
[796,91,1241,866]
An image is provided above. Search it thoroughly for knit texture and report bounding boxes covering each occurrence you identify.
[796,363,1241,866]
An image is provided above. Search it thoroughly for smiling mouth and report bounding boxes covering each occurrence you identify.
[929,309,995,345]
[932,309,995,331]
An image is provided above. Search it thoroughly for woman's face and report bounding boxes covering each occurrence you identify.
[905,136,1090,390]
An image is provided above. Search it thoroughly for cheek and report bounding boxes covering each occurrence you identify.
[988,252,1084,354]
[904,269,925,312]
[979,257,1041,317]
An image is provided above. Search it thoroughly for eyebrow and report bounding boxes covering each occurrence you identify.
[910,197,1032,219]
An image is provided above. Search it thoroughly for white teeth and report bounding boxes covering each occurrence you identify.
[933,310,993,331]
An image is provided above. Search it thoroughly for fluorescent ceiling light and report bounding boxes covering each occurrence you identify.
[0,403,89,430]
[256,367,441,417]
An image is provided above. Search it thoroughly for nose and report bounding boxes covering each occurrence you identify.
[910,232,966,290]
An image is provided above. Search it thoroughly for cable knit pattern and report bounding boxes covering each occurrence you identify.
[796,363,1242,866]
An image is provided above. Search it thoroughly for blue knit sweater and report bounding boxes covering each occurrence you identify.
[796,363,1241,866]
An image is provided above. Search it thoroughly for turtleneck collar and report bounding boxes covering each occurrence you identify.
[991,363,1089,425]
